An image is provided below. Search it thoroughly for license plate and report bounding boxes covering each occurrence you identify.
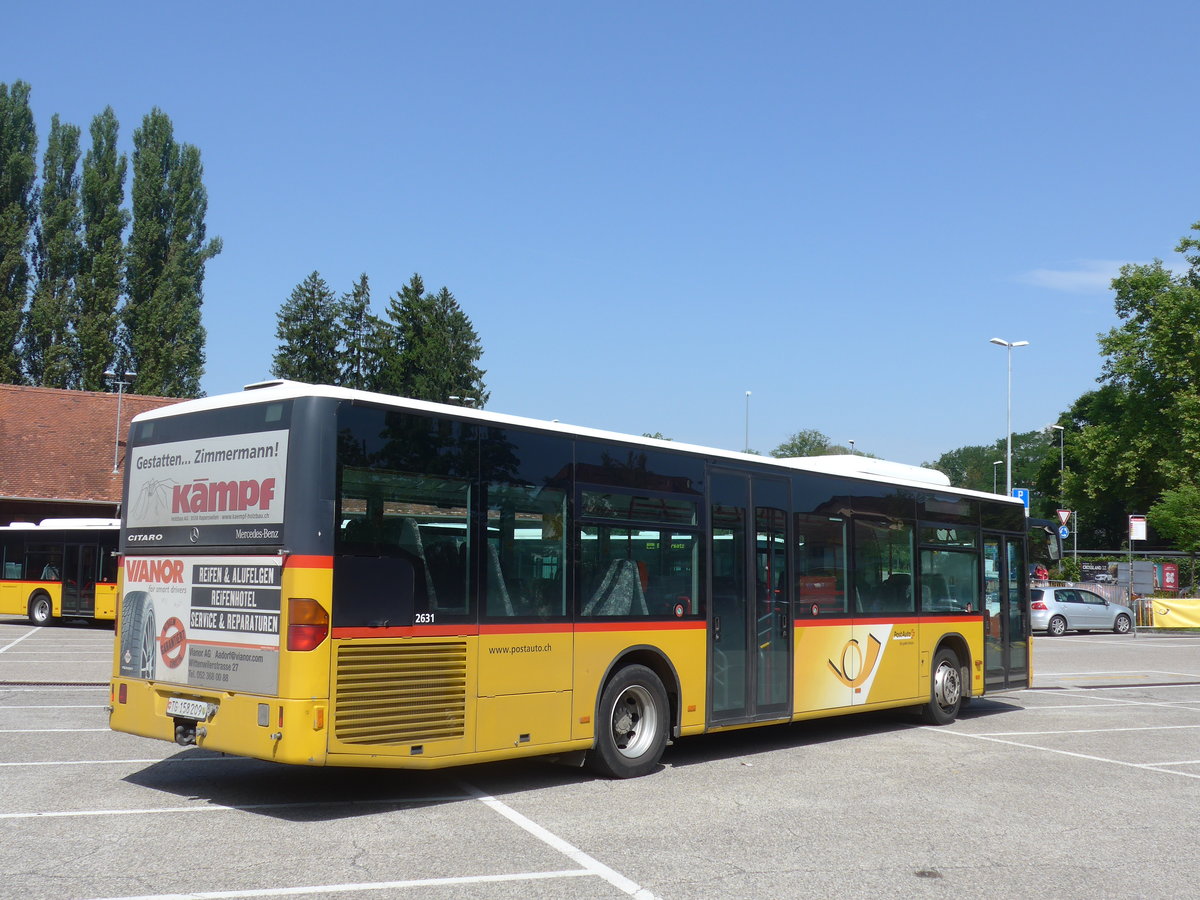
[166,697,213,721]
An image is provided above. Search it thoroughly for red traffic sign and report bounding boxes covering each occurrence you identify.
[1057,509,1071,526]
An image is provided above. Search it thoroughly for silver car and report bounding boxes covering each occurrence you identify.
[1030,587,1134,636]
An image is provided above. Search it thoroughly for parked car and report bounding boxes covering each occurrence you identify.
[1030,587,1134,635]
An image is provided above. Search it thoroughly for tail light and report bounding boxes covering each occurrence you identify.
[287,598,329,651]
[1030,601,1048,610]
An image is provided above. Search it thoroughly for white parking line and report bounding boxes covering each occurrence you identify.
[80,869,593,900]
[0,794,467,820]
[0,727,109,733]
[457,779,660,900]
[0,704,107,709]
[0,756,229,768]
[985,723,1200,737]
[934,729,1200,779]
[0,628,41,653]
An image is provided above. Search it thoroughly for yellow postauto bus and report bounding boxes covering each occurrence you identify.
[1,519,120,625]
[110,382,1029,778]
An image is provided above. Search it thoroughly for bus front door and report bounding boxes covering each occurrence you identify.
[61,544,98,618]
[708,470,792,726]
[983,535,1029,690]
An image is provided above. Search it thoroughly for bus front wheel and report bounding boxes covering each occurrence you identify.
[588,664,669,779]
[920,648,962,725]
[28,592,52,626]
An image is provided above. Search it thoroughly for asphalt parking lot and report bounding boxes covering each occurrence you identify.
[3,619,1200,900]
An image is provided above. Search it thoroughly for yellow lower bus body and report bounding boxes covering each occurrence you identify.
[110,617,988,770]
[0,580,117,622]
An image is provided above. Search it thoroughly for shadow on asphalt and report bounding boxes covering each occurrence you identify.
[120,699,1024,822]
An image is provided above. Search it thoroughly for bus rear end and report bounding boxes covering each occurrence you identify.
[109,390,337,765]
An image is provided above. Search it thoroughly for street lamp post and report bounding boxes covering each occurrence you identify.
[104,369,136,474]
[1051,424,1065,503]
[848,439,856,456]
[992,459,1003,494]
[989,338,1029,496]
[744,391,751,453]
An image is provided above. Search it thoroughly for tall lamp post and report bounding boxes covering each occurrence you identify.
[988,338,1029,496]
[104,369,136,474]
[744,390,751,453]
[1051,424,1065,503]
[992,459,1003,494]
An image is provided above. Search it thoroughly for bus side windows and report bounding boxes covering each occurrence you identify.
[794,515,847,616]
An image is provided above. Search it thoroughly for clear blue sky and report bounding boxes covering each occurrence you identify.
[9,2,1199,464]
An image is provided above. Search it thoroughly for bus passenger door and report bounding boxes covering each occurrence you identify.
[708,470,792,726]
[983,534,1029,690]
[61,544,98,618]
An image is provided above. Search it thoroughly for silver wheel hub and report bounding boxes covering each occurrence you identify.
[611,684,658,758]
[933,662,961,709]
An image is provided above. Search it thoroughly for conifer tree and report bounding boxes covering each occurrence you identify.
[272,271,343,384]
[77,107,127,392]
[124,109,220,397]
[383,274,487,406]
[0,80,37,384]
[24,114,82,387]
[339,272,386,390]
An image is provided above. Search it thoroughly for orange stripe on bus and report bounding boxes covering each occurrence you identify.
[285,555,334,569]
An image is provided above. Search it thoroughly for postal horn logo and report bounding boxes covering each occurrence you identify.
[827,634,883,688]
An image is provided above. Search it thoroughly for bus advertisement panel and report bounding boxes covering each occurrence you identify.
[118,555,281,694]
[125,430,289,547]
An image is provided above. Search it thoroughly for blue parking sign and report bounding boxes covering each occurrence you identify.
[1011,488,1030,508]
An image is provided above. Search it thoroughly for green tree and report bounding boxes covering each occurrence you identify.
[928,430,1049,499]
[1049,228,1200,549]
[272,271,343,384]
[124,109,220,397]
[77,107,127,392]
[0,80,37,384]
[382,275,488,406]
[1149,484,1200,588]
[769,428,858,458]
[338,273,386,390]
[24,114,82,387]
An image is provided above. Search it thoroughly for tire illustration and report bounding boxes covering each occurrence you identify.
[920,648,963,725]
[1114,614,1132,635]
[1047,616,1067,637]
[119,590,157,680]
[27,592,53,626]
[587,664,670,778]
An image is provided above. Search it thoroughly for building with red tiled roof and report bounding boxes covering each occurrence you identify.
[0,385,181,524]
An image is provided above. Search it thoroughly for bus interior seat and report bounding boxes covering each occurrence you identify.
[394,518,437,607]
[425,540,466,613]
[584,559,648,616]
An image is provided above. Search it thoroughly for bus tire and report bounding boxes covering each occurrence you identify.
[119,591,157,680]
[587,664,669,779]
[920,648,962,726]
[28,592,53,626]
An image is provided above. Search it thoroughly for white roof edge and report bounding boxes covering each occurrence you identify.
[132,383,1020,504]
[1,518,120,530]
[776,454,950,485]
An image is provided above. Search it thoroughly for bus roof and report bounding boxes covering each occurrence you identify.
[1,518,120,531]
[131,380,1022,507]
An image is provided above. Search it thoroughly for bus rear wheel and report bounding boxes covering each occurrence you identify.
[920,648,962,725]
[587,664,669,779]
[28,592,52,626]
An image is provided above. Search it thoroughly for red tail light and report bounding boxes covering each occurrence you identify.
[287,598,329,651]
[1030,601,1048,610]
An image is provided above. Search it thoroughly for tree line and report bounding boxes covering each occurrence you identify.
[272,271,488,408]
[921,220,1200,555]
[0,80,219,397]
